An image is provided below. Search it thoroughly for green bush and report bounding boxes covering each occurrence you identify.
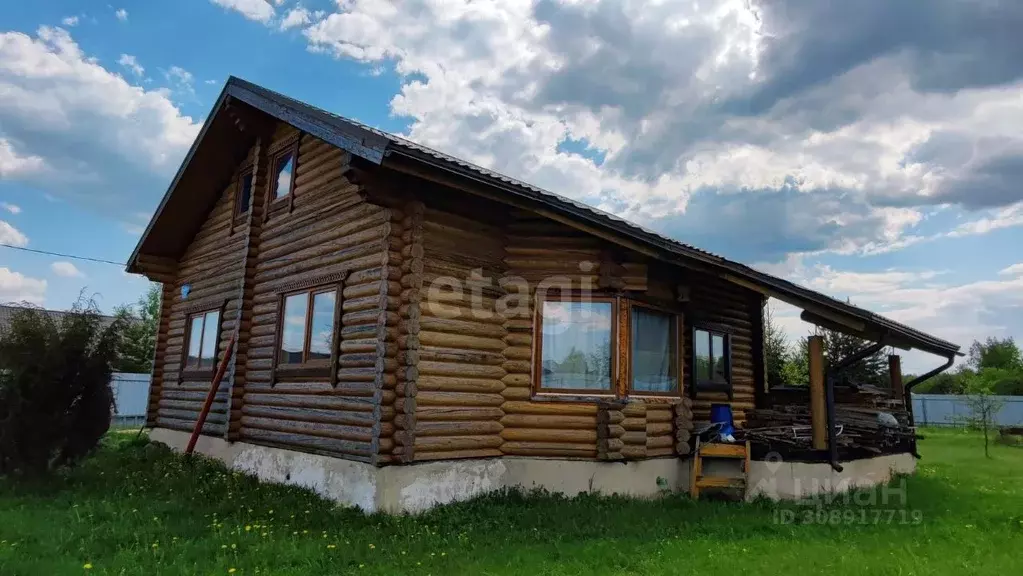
[0,301,125,476]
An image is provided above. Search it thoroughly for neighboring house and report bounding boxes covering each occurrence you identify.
[0,304,118,333]
[127,78,960,512]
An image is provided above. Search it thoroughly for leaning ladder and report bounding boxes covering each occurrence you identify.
[690,439,750,499]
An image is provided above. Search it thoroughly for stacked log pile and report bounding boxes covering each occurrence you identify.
[745,385,913,454]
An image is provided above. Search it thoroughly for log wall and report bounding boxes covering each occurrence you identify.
[684,275,760,426]
[237,124,394,464]
[402,206,717,462]
[154,147,251,437]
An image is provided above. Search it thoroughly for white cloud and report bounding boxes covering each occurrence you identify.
[50,261,84,277]
[0,138,46,178]
[0,202,20,214]
[61,16,79,27]
[210,0,276,23]
[0,26,200,214]
[165,65,195,94]
[0,220,28,247]
[118,53,144,77]
[999,263,1023,277]
[948,202,1023,238]
[115,9,128,22]
[287,0,1023,262]
[0,267,46,305]
[280,7,312,30]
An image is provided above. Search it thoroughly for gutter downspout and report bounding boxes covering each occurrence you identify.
[902,355,955,458]
[825,341,887,472]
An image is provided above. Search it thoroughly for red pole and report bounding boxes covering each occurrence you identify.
[185,334,236,455]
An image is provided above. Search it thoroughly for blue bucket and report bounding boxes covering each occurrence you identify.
[709,403,735,438]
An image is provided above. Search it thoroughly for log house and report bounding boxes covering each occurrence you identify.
[128,78,960,512]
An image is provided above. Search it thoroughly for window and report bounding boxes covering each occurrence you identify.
[535,299,615,393]
[692,327,731,397]
[236,170,253,215]
[630,305,679,394]
[272,150,295,200]
[278,287,338,368]
[185,310,221,370]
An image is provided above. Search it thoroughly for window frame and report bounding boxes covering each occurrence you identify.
[268,140,299,206]
[181,308,223,377]
[690,325,733,399]
[271,283,342,385]
[532,294,619,397]
[235,168,254,217]
[624,300,684,399]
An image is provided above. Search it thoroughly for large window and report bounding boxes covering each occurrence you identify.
[185,309,221,370]
[629,305,680,395]
[536,299,615,393]
[533,295,692,399]
[692,327,732,397]
[278,287,338,368]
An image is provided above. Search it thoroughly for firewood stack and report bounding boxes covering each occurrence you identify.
[745,384,915,454]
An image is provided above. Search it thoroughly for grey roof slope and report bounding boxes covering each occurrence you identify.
[132,76,960,358]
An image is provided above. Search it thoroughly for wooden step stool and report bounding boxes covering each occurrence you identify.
[690,438,750,499]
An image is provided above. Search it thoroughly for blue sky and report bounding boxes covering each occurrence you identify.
[2,1,1023,372]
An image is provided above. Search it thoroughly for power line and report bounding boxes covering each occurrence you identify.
[0,242,126,267]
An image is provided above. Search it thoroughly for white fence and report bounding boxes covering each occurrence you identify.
[111,372,151,427]
[911,393,1023,427]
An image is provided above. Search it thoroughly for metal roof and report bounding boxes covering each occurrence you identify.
[130,77,961,358]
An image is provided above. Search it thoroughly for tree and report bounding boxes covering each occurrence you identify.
[968,337,1022,372]
[0,299,125,475]
[764,306,790,389]
[819,326,888,387]
[113,283,160,373]
[960,368,1008,458]
[781,336,810,386]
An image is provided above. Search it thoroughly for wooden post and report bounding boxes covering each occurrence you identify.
[889,355,904,398]
[808,335,827,451]
[186,334,236,455]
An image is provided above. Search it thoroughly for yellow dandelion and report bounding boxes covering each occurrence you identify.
[359,564,364,569]
[327,544,336,549]
[369,544,375,549]
[221,545,228,549]
[231,544,237,550]
[151,543,159,548]
[84,563,93,570]
[245,526,252,532]
[228,569,236,574]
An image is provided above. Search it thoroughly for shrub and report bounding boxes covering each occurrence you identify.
[0,300,125,476]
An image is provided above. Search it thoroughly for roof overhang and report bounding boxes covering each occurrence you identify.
[128,77,961,359]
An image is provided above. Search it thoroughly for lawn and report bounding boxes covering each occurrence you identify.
[1,428,1020,575]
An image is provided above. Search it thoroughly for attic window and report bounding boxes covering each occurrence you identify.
[272,150,295,200]
[236,170,253,215]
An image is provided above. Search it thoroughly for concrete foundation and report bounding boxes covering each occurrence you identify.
[149,428,691,513]
[746,452,916,501]
[151,428,914,511]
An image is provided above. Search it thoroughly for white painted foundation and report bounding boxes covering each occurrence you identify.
[151,429,915,511]
[150,428,691,513]
[746,452,916,501]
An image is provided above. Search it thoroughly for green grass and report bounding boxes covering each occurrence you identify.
[1,428,1021,575]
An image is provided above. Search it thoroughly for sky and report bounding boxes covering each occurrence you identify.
[2,0,1022,373]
